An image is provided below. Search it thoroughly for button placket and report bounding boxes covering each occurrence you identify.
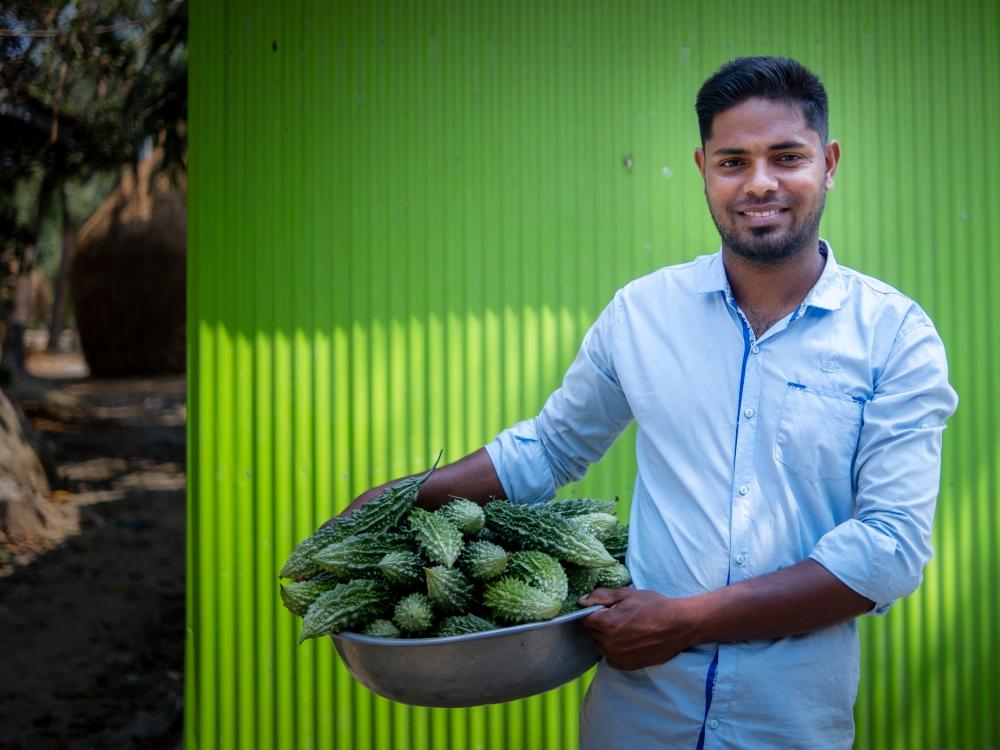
[731,348,762,582]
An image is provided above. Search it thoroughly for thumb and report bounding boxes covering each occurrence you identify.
[579,586,630,607]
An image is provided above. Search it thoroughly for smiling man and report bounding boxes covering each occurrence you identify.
[342,57,958,749]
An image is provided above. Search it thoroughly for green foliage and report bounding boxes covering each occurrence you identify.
[0,0,187,326]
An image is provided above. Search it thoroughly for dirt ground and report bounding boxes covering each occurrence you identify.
[0,341,186,750]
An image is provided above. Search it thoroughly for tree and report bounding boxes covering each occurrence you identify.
[0,0,187,370]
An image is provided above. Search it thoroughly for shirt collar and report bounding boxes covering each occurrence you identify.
[695,239,846,312]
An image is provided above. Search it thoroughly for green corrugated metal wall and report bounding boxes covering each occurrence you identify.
[187,1,999,747]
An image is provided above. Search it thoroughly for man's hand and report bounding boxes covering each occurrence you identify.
[579,587,698,671]
[579,560,875,671]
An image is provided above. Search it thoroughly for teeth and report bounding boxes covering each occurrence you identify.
[744,209,782,217]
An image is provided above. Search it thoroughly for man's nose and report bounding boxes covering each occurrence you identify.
[744,161,778,198]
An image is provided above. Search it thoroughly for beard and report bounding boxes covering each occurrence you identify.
[708,189,826,266]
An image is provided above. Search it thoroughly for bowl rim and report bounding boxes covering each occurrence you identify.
[334,604,605,647]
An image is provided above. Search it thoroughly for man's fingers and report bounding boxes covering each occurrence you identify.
[579,586,629,607]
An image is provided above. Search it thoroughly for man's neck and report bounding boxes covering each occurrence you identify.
[722,240,826,338]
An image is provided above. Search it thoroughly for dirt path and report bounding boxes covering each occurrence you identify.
[0,345,185,749]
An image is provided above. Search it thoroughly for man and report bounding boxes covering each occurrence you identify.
[342,57,958,748]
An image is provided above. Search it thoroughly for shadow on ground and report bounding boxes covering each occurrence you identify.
[0,350,186,750]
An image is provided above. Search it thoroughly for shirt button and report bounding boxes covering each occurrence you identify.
[709,719,720,730]
[735,554,745,565]
[751,344,760,354]
[744,407,755,419]
[738,484,750,496]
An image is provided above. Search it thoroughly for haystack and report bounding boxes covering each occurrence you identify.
[70,153,185,376]
[0,388,77,565]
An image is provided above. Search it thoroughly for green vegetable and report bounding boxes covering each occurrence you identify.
[425,565,474,614]
[394,592,435,634]
[538,498,618,518]
[279,574,339,617]
[299,579,392,642]
[409,508,464,567]
[363,619,401,638]
[342,457,441,536]
[595,562,632,589]
[436,614,495,637]
[436,497,486,534]
[279,522,352,580]
[459,540,509,580]
[565,566,602,598]
[279,456,439,579]
[484,500,616,568]
[558,594,582,616]
[377,550,426,588]
[483,577,563,624]
[506,550,568,601]
[312,532,412,580]
[570,512,619,542]
[281,486,629,642]
[603,524,629,560]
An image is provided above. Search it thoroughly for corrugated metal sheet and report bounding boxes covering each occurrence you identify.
[188,1,999,747]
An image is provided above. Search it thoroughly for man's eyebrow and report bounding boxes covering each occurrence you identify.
[712,140,812,156]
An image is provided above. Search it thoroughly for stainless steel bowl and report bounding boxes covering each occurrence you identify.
[330,605,604,707]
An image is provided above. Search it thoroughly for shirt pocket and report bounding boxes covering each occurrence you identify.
[774,382,865,482]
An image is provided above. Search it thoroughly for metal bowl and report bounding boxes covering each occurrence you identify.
[330,605,604,707]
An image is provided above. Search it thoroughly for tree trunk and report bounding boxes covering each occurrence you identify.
[46,183,74,351]
[1,171,57,372]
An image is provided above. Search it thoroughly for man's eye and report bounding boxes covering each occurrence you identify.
[720,160,743,168]
[778,154,803,162]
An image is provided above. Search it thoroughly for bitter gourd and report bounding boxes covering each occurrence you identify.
[483,576,563,624]
[594,562,632,589]
[376,550,425,588]
[394,592,435,634]
[409,508,463,567]
[279,573,340,617]
[570,512,619,542]
[603,524,629,560]
[484,500,616,568]
[363,619,401,638]
[538,498,618,518]
[506,550,569,601]
[299,579,392,642]
[425,565,474,614]
[312,532,412,579]
[436,496,486,534]
[436,614,495,637]
[459,540,509,580]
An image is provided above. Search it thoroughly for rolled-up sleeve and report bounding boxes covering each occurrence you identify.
[485,296,635,504]
[809,317,958,614]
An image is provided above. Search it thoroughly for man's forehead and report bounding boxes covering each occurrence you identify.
[705,97,820,149]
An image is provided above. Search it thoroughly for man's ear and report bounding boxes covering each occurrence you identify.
[823,139,841,189]
[694,147,706,178]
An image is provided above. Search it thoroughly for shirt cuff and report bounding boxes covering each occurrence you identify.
[809,519,905,616]
[484,419,557,505]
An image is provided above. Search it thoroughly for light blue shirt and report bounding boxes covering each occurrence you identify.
[484,242,958,750]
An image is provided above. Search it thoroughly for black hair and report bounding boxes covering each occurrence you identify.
[695,56,829,144]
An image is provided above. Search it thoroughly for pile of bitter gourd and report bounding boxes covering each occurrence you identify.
[279,464,630,642]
